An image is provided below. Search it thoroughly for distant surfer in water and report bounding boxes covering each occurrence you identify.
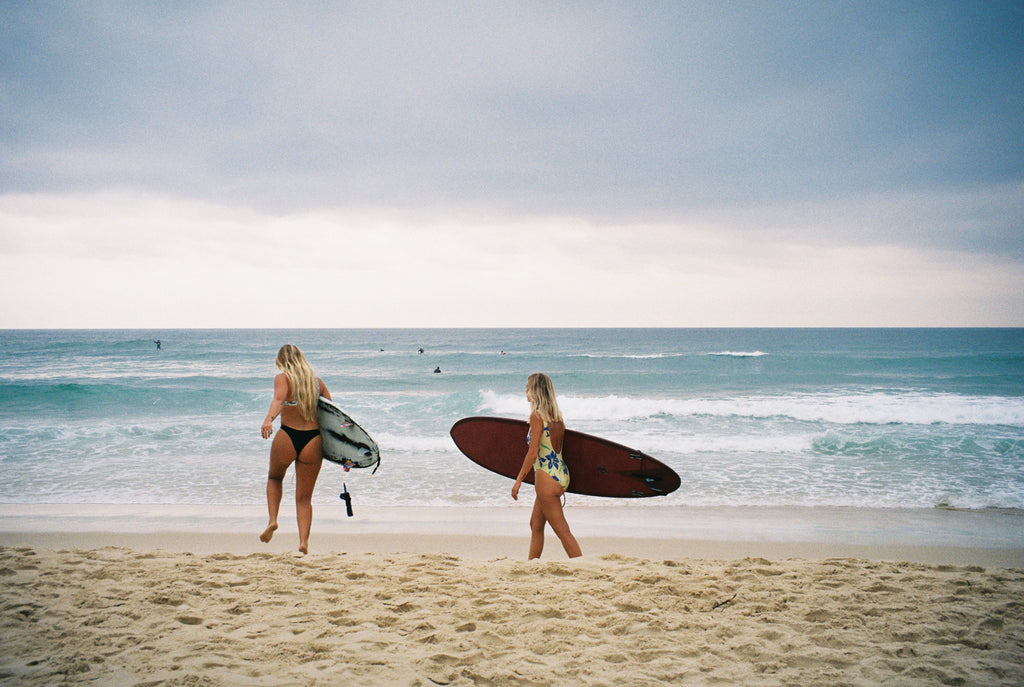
[512,373,582,559]
[260,344,332,555]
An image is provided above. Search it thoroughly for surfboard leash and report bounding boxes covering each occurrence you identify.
[339,483,354,517]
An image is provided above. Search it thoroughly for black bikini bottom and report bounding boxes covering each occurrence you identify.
[281,425,320,456]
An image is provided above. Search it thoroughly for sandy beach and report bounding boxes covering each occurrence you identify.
[1,505,1022,685]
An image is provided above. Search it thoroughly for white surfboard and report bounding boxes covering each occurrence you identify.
[316,396,380,472]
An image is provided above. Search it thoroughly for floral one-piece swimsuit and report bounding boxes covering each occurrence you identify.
[527,424,570,491]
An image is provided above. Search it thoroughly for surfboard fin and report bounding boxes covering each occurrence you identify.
[630,473,666,494]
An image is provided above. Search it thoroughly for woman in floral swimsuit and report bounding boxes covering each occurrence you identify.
[512,373,582,559]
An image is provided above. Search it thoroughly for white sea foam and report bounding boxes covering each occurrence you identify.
[478,389,1024,426]
[601,432,815,455]
[374,432,454,453]
[377,427,813,458]
[571,353,687,359]
[707,351,769,357]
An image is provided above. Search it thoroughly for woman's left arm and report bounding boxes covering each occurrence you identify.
[512,412,543,500]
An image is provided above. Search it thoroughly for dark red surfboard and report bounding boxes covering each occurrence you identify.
[450,416,680,498]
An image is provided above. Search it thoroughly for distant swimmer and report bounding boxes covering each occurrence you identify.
[154,340,162,350]
[500,350,506,356]
[434,367,442,374]
[419,348,424,354]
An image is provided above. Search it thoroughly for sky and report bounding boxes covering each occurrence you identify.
[1,1,1022,328]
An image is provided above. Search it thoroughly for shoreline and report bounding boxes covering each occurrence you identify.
[6,532,1022,568]
[2,503,1022,566]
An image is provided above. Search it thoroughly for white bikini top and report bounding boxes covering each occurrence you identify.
[283,378,320,406]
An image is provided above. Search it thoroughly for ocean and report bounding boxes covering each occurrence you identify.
[1,328,1023,515]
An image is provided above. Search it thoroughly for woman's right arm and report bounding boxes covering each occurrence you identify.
[261,374,289,439]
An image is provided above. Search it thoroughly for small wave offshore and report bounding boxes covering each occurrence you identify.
[707,351,769,358]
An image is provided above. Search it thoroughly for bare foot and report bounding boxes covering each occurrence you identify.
[298,543,308,556]
[259,523,278,543]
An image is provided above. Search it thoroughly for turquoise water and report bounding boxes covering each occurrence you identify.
[1,328,1022,510]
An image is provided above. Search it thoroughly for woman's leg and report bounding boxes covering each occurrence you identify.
[293,436,323,555]
[534,471,582,558]
[528,495,546,560]
[262,431,295,543]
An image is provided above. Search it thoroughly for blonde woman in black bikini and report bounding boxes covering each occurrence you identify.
[260,344,331,555]
[512,373,582,559]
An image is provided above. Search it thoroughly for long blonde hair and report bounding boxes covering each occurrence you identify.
[527,372,563,425]
[275,344,319,422]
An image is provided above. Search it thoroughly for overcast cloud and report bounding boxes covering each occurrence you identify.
[1,1,1022,327]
